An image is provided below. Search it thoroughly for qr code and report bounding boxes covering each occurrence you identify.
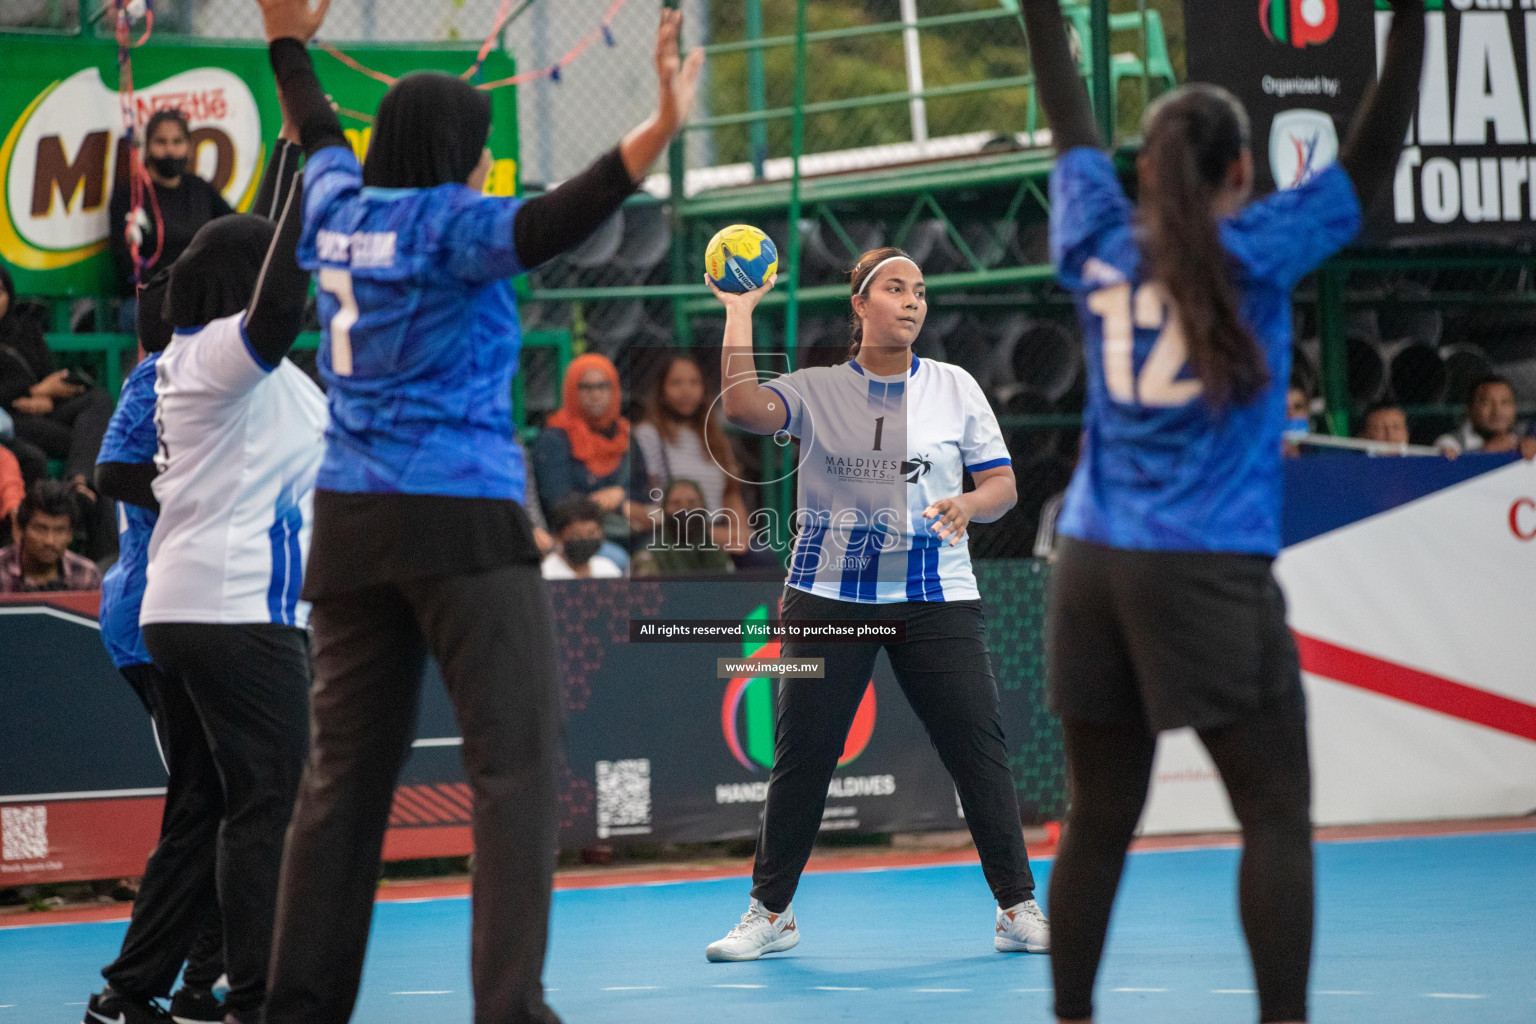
[2,805,47,861]
[595,759,652,839]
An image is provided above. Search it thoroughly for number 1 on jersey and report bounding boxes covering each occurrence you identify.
[317,267,358,377]
[1086,282,1202,407]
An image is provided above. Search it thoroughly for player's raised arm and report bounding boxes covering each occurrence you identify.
[510,9,704,270]
[1339,0,1426,210]
[711,276,787,435]
[257,0,346,157]
[1018,0,1102,153]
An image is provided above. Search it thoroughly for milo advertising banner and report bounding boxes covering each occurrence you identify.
[1183,0,1536,244]
[0,37,518,296]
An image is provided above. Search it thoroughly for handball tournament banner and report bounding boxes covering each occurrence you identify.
[1143,452,1536,835]
[0,36,519,297]
[0,564,1065,884]
[1182,0,1536,243]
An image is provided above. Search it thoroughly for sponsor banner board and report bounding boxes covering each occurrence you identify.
[0,37,518,296]
[1184,0,1536,243]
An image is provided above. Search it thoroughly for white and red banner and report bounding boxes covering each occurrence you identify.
[1142,452,1536,834]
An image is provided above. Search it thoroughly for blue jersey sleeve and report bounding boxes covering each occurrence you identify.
[97,355,159,467]
[1225,163,1361,291]
[438,192,526,284]
[1049,147,1134,293]
[297,146,364,271]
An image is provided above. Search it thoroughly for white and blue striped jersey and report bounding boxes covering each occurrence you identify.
[764,355,1010,604]
[141,313,328,628]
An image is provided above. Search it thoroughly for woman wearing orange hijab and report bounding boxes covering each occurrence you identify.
[531,353,647,564]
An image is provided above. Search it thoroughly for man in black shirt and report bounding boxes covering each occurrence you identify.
[109,108,233,329]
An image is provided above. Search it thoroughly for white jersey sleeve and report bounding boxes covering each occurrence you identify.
[762,369,811,438]
[165,312,274,399]
[958,370,1011,473]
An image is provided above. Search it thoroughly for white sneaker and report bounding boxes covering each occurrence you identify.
[705,898,801,962]
[994,898,1050,953]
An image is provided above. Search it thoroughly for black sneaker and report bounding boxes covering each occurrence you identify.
[82,988,170,1024]
[167,988,225,1024]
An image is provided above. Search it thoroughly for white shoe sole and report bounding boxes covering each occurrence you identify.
[706,929,801,962]
[994,934,1049,954]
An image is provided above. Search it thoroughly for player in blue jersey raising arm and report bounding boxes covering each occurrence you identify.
[702,248,1049,962]
[252,1,702,1021]
[1018,2,1426,1022]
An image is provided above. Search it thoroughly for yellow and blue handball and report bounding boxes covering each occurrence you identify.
[705,224,778,293]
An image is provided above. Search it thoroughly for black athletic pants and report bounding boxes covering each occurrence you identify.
[140,623,311,1021]
[265,564,563,1024]
[751,588,1036,913]
[1046,539,1313,1023]
[102,662,224,999]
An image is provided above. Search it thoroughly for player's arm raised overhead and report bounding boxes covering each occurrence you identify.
[1017,0,1102,154]
[1338,0,1425,210]
[710,276,788,436]
[513,9,703,269]
[257,0,702,272]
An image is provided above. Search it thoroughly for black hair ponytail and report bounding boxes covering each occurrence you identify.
[1140,85,1267,407]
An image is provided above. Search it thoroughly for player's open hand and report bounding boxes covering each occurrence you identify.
[705,274,775,315]
[924,496,973,547]
[654,8,705,134]
[255,0,331,43]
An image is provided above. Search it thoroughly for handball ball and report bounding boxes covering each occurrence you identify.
[705,224,778,293]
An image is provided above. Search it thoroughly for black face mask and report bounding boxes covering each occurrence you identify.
[150,155,187,179]
[563,538,603,567]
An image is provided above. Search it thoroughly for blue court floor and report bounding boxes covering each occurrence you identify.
[2,830,1533,1023]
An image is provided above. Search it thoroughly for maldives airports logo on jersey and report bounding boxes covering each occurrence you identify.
[1,67,262,271]
[1270,109,1339,190]
[1260,0,1338,48]
[721,605,876,773]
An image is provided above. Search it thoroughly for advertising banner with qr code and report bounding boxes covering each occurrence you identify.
[1182,0,1536,243]
[0,565,1065,882]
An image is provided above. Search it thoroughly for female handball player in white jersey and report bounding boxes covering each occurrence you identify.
[1019,1,1426,1021]
[253,0,702,1021]
[703,248,1048,961]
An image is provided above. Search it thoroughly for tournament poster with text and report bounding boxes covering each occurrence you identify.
[1183,0,1536,244]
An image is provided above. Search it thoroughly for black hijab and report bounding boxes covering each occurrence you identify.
[363,72,491,189]
[137,267,175,353]
[164,214,275,329]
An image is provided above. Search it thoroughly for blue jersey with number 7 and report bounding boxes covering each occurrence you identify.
[1048,147,1360,556]
[298,145,529,500]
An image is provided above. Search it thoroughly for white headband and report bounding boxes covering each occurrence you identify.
[857,255,922,296]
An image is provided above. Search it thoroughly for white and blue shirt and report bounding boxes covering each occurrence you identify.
[765,355,1010,604]
[141,313,327,628]
[97,353,160,668]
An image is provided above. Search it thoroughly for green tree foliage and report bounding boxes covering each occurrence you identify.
[703,0,1186,164]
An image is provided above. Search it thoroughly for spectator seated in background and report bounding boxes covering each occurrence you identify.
[2,264,114,491]
[0,443,21,540]
[531,353,651,568]
[1283,380,1313,458]
[1436,375,1536,460]
[1,480,101,592]
[109,108,234,332]
[632,478,735,577]
[541,496,623,580]
[1360,402,1410,449]
[633,354,751,556]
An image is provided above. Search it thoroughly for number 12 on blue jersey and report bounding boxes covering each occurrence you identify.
[1086,282,1201,408]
